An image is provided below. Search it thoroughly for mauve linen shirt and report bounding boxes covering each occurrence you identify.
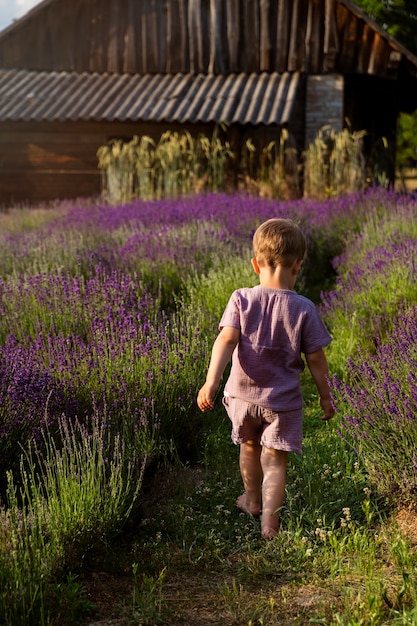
[220,286,332,411]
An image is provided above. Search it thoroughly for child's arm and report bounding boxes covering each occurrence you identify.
[197,326,240,411]
[305,348,334,421]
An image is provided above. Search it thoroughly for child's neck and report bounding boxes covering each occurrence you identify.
[258,265,297,290]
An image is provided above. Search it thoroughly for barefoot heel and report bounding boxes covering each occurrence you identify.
[236,493,261,517]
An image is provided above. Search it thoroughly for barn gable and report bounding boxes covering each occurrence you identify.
[1,0,416,84]
[0,0,416,204]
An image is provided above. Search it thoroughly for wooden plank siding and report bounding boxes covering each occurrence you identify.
[0,112,307,206]
[0,120,216,204]
[0,122,102,204]
[0,0,415,82]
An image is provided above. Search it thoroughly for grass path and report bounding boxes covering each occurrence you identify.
[79,466,337,625]
[79,461,417,625]
[76,401,417,625]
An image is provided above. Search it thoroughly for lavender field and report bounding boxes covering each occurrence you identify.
[0,191,371,475]
[1,188,417,624]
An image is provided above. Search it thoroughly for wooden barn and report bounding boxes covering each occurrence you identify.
[0,0,416,205]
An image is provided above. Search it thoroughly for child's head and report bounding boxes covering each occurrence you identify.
[253,218,306,269]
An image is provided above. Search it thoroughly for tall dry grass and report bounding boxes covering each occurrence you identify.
[97,125,373,204]
[303,126,367,198]
[97,127,233,203]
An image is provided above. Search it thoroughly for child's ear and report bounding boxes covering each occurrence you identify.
[251,258,261,274]
[293,259,303,275]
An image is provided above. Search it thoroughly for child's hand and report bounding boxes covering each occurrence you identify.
[197,383,218,412]
[320,397,335,421]
[197,326,238,412]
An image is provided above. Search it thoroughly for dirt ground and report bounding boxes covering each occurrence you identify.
[79,472,417,626]
[82,568,338,625]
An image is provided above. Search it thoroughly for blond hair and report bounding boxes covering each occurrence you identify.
[253,218,306,269]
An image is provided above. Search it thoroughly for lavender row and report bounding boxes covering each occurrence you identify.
[331,306,417,507]
[324,193,417,508]
[1,189,397,281]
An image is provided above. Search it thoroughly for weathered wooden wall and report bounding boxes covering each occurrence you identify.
[0,102,308,206]
[0,0,411,80]
[0,122,101,204]
[0,120,219,204]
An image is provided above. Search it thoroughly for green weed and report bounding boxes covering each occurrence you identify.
[0,412,143,624]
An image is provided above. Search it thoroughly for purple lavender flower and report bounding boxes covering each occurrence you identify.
[332,306,417,506]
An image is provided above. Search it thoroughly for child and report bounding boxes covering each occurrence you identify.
[197,218,334,540]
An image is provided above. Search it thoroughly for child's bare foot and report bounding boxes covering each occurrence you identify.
[236,493,261,517]
[261,526,278,540]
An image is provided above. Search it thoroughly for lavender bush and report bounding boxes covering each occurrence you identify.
[0,298,209,469]
[321,192,417,508]
[321,192,417,374]
[332,306,417,507]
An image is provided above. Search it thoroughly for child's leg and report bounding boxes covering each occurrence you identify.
[236,439,262,516]
[260,448,288,539]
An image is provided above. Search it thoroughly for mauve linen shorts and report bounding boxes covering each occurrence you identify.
[222,394,303,453]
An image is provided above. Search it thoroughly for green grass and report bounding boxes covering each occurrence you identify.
[107,397,416,625]
[0,412,145,625]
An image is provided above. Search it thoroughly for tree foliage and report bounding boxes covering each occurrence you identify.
[354,0,417,56]
[397,111,417,168]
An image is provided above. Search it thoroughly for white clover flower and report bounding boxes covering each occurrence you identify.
[342,507,351,521]
[363,487,371,496]
[315,528,327,541]
[305,548,313,557]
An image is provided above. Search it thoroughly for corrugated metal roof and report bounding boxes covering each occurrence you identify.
[0,69,300,125]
